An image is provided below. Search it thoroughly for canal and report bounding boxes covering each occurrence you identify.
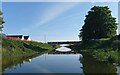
[3,46,120,74]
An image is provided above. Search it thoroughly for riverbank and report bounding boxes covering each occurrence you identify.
[2,38,56,71]
[2,38,54,57]
[69,35,120,65]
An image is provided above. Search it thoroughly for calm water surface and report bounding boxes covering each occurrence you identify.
[3,47,120,73]
[4,54,82,73]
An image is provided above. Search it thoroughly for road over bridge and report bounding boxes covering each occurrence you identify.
[48,41,81,45]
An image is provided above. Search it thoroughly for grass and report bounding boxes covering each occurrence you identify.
[2,37,56,71]
[2,38,54,57]
[69,35,120,64]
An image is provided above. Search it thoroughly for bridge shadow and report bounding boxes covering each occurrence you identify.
[48,49,78,54]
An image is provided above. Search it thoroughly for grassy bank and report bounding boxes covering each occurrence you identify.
[70,35,120,65]
[2,38,54,57]
[2,38,56,71]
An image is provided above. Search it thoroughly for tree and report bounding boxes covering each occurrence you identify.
[79,6,117,42]
[0,10,4,31]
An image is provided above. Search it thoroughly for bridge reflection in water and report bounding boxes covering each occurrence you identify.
[48,49,78,54]
[48,46,118,74]
[3,44,119,73]
[49,45,76,54]
[48,46,83,59]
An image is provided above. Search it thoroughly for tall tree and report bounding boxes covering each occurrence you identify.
[0,10,4,31]
[79,6,117,41]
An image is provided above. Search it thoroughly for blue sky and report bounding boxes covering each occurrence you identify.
[2,2,118,42]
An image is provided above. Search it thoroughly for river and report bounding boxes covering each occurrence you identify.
[3,46,120,74]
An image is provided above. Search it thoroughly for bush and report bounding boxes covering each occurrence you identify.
[93,50,119,63]
[93,49,109,62]
[107,51,119,63]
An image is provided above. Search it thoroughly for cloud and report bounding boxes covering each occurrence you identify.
[40,3,79,25]
[20,2,79,33]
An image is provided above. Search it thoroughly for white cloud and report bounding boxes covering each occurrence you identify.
[39,3,79,25]
[20,2,79,33]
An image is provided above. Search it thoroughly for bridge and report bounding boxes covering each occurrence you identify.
[47,41,81,45]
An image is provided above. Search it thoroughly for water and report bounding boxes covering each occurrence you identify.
[2,46,120,73]
[3,54,82,73]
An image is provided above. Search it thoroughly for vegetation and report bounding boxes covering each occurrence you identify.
[0,10,4,73]
[80,53,117,73]
[2,37,56,71]
[0,10,5,31]
[2,38,54,58]
[1,5,120,73]
[70,34,120,65]
[93,50,120,63]
[79,6,117,42]
[70,6,120,65]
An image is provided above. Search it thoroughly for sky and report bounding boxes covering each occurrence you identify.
[1,0,120,2]
[2,2,118,42]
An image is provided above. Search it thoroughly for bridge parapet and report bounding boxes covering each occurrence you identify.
[48,41,81,45]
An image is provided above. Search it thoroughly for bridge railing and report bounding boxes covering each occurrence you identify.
[48,41,81,45]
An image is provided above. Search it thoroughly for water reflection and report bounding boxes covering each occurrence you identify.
[2,53,40,72]
[117,66,120,73]
[79,54,118,74]
[3,54,82,73]
[23,59,32,63]
[2,47,120,74]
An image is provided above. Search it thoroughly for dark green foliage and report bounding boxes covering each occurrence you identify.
[80,53,117,73]
[0,10,4,30]
[93,50,119,62]
[69,35,120,64]
[0,11,3,24]
[80,6,117,41]
[71,36,120,51]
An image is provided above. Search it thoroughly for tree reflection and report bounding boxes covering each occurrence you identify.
[79,53,117,74]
